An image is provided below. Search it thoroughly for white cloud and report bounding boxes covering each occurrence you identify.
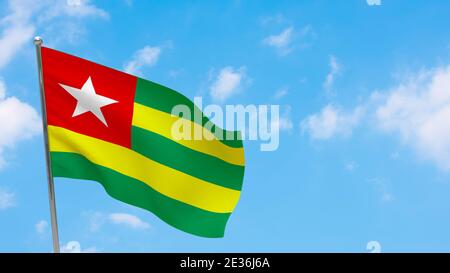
[323,55,341,95]
[375,65,450,170]
[260,13,286,26]
[0,0,108,69]
[367,0,382,6]
[63,0,108,17]
[0,187,15,209]
[370,178,394,203]
[345,161,358,171]
[273,86,289,100]
[82,210,105,232]
[169,69,183,78]
[210,66,247,102]
[0,24,34,68]
[83,211,150,231]
[40,0,108,21]
[67,0,83,6]
[108,213,150,230]
[0,80,5,100]
[390,152,400,159]
[41,0,108,46]
[303,63,450,171]
[35,220,48,234]
[263,27,294,55]
[272,105,293,132]
[301,104,364,140]
[61,241,98,253]
[263,25,314,56]
[123,0,133,7]
[0,1,36,69]
[0,79,41,169]
[277,117,294,132]
[124,46,162,75]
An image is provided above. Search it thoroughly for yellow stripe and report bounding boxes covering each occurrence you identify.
[132,103,245,166]
[48,125,240,213]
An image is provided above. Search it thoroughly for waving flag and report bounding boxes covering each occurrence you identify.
[41,47,245,238]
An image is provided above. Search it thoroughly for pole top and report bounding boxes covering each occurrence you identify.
[34,36,43,46]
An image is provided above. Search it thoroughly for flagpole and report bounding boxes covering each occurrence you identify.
[34,36,60,253]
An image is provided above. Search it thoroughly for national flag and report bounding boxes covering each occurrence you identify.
[41,47,245,238]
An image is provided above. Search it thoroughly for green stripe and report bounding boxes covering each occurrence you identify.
[131,126,244,191]
[134,78,242,148]
[50,152,231,238]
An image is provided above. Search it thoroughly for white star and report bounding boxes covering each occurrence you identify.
[59,76,118,126]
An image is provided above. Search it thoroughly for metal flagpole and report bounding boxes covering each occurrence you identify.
[34,36,60,253]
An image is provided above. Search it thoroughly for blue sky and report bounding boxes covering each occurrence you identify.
[2,0,450,252]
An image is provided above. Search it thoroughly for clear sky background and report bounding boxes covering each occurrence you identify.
[2,0,450,252]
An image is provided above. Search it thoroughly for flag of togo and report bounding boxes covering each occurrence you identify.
[41,47,245,238]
